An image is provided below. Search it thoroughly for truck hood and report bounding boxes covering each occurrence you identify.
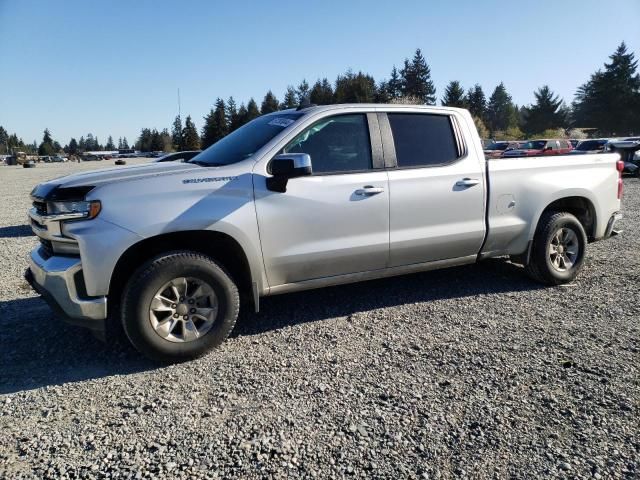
[31,161,204,199]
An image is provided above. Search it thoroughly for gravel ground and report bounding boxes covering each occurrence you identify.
[0,160,638,479]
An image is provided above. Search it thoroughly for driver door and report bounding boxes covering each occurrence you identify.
[253,113,390,287]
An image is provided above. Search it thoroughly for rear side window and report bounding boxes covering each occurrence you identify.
[387,113,459,167]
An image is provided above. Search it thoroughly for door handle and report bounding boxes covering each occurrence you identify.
[355,185,385,196]
[455,178,480,187]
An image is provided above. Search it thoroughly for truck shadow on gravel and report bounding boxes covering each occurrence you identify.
[0,297,154,395]
[0,259,542,395]
[0,224,34,238]
[232,258,544,337]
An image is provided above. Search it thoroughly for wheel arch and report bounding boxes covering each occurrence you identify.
[532,195,597,242]
[108,230,257,314]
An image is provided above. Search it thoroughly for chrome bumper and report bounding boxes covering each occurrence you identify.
[26,247,108,331]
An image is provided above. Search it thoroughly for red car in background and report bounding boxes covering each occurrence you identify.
[483,141,522,158]
[501,139,573,157]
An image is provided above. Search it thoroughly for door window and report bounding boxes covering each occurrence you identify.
[387,113,459,168]
[282,114,372,174]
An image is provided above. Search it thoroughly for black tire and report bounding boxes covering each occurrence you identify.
[121,251,239,362]
[525,211,587,285]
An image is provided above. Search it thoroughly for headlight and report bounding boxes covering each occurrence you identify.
[46,200,101,220]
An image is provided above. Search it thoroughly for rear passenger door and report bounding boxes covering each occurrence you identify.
[382,111,486,267]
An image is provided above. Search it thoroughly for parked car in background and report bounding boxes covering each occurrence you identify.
[569,139,580,148]
[609,140,640,176]
[502,139,573,157]
[153,150,202,163]
[570,139,610,154]
[483,141,521,158]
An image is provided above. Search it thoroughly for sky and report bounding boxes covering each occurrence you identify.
[0,0,638,146]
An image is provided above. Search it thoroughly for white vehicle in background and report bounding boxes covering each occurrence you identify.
[51,155,68,162]
[25,104,624,362]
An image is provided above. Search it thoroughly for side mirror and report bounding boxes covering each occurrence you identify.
[266,153,312,192]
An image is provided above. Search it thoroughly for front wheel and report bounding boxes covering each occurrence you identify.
[121,251,239,362]
[525,211,587,285]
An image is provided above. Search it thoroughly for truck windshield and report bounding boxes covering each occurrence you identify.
[189,113,303,166]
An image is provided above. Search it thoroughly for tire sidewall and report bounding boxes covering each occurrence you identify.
[123,253,238,361]
[541,214,587,282]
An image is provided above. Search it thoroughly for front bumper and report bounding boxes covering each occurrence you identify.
[25,246,108,336]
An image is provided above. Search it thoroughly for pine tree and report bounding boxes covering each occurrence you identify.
[38,128,55,156]
[245,98,260,122]
[105,135,115,150]
[572,42,640,135]
[227,97,243,131]
[400,49,436,104]
[68,138,78,154]
[201,98,228,149]
[296,80,310,104]
[282,86,297,109]
[521,85,568,135]
[386,66,402,100]
[466,84,487,121]
[486,83,518,134]
[334,70,377,103]
[171,115,183,151]
[261,90,280,114]
[441,81,467,107]
[310,78,334,105]
[236,104,249,128]
[182,116,200,150]
[122,137,129,149]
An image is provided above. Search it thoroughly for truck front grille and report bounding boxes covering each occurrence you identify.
[39,239,54,259]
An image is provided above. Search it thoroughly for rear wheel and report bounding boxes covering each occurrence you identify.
[121,251,239,362]
[525,211,587,285]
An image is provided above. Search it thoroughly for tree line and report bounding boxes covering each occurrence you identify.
[2,42,637,156]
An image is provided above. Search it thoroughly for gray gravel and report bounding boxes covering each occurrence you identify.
[0,160,638,479]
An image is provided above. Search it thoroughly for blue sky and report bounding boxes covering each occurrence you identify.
[0,0,638,146]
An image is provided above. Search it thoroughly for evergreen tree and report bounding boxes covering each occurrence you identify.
[236,104,249,128]
[182,116,200,149]
[160,128,173,152]
[310,78,334,105]
[572,42,640,135]
[441,81,467,107]
[0,126,8,154]
[521,85,568,135]
[117,137,123,149]
[386,66,402,99]
[149,129,164,151]
[78,136,86,151]
[296,79,310,104]
[282,86,297,109]
[68,138,78,154]
[261,90,280,114]
[226,97,238,129]
[38,128,55,156]
[400,49,436,104]
[486,83,518,133]
[122,137,129,149]
[201,98,228,149]
[245,98,260,122]
[375,81,391,103]
[334,70,377,103]
[105,135,115,150]
[467,84,487,121]
[171,115,183,151]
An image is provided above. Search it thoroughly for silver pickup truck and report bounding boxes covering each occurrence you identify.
[26,104,623,361]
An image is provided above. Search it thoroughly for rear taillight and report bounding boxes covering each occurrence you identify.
[617,160,624,199]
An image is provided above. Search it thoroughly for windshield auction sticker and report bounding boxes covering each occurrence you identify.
[268,118,295,127]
